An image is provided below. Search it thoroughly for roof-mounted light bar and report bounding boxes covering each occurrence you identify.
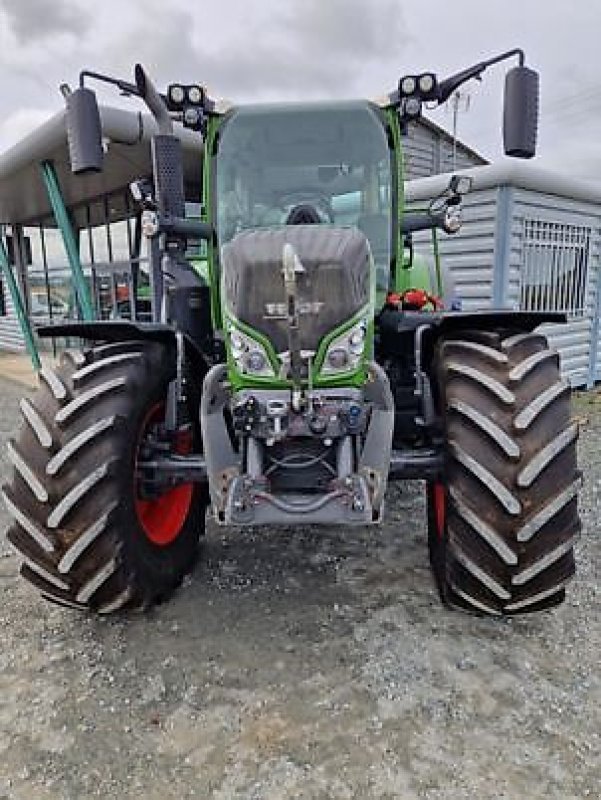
[166,83,205,110]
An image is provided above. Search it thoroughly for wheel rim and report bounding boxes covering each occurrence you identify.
[135,404,194,546]
[432,482,446,539]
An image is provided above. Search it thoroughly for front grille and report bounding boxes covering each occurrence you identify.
[264,438,337,493]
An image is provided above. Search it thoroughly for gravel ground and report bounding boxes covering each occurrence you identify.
[0,375,599,799]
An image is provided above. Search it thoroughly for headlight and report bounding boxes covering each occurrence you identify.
[404,96,422,118]
[320,318,368,376]
[187,85,203,105]
[168,84,185,105]
[418,73,436,94]
[228,324,275,378]
[327,347,350,371]
[449,175,473,196]
[349,324,366,353]
[183,106,202,127]
[443,206,462,234]
[400,76,417,95]
[247,350,267,373]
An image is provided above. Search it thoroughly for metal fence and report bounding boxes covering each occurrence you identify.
[520,219,591,318]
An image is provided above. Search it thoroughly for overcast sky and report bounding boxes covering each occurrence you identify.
[1,0,600,177]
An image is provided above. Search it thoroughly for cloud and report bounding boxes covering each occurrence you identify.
[0,0,600,177]
[86,0,413,103]
[200,0,412,100]
[276,0,412,63]
[0,0,90,42]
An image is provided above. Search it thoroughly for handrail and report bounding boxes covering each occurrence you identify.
[0,233,41,371]
[40,160,95,322]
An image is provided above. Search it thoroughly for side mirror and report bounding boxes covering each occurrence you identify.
[448,175,473,196]
[65,87,104,174]
[503,65,539,159]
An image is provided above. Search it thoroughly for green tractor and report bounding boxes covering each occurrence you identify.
[2,49,580,616]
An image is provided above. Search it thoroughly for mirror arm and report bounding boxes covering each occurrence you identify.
[78,67,173,135]
[158,215,214,241]
[79,70,140,98]
[436,48,525,105]
[401,211,446,234]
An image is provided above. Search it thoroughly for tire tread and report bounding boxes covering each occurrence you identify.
[2,341,205,613]
[429,329,580,616]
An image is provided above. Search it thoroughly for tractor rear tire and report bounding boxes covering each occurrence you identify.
[427,330,581,616]
[2,340,206,613]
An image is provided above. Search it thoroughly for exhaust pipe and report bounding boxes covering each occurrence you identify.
[134,63,173,135]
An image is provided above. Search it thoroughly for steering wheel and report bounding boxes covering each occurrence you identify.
[276,189,335,223]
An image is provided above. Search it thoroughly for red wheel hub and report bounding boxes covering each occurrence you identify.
[432,482,446,539]
[135,404,194,546]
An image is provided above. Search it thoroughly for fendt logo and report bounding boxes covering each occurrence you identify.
[264,301,324,319]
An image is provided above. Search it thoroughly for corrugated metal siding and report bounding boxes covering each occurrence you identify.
[439,139,478,174]
[538,319,593,387]
[404,125,437,179]
[509,189,601,387]
[406,167,601,389]
[403,123,483,180]
[0,280,26,352]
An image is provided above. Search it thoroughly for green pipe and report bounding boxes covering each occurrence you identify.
[40,160,95,321]
[432,228,443,298]
[0,235,41,371]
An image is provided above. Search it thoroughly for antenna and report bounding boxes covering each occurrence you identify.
[447,90,471,171]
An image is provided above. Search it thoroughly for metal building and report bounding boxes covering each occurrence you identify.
[403,117,486,179]
[0,104,204,364]
[407,162,601,387]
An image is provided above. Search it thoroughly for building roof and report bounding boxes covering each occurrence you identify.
[0,105,203,224]
[405,159,601,204]
[418,115,488,167]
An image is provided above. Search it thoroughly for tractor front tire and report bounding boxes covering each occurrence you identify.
[2,340,206,613]
[428,330,581,616]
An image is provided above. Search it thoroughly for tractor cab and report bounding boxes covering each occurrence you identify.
[213,101,394,294]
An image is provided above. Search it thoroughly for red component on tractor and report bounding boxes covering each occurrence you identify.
[385,289,443,311]
[134,404,194,547]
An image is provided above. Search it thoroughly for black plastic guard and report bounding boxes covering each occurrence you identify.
[37,320,177,342]
[378,309,566,356]
[379,308,565,335]
[36,320,213,370]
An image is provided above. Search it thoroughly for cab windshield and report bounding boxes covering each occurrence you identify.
[215,101,393,289]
